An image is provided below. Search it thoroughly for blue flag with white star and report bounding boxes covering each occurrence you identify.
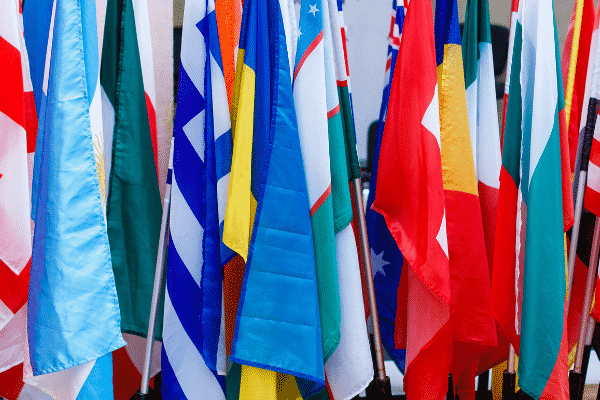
[365,0,406,372]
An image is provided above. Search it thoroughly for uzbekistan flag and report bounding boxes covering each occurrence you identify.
[491,0,573,397]
[223,0,324,392]
[372,0,452,397]
[434,0,497,384]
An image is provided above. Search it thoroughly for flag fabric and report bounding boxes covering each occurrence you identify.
[161,0,230,397]
[21,0,126,394]
[434,0,497,384]
[293,0,341,366]
[101,0,163,339]
[563,0,595,170]
[321,0,373,398]
[215,0,243,107]
[0,0,33,334]
[223,0,325,390]
[372,0,453,397]
[491,0,572,397]
[366,0,407,372]
[501,0,520,145]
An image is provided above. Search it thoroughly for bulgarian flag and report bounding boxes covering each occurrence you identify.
[491,0,574,397]
[372,0,453,396]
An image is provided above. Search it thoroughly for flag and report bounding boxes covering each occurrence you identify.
[223,0,325,390]
[161,0,230,397]
[366,0,407,372]
[0,0,32,333]
[293,0,340,366]
[501,0,520,145]
[434,0,496,384]
[22,0,126,393]
[491,0,572,397]
[321,0,373,397]
[101,0,163,338]
[372,0,453,397]
[215,0,242,107]
[461,0,508,382]
[563,0,595,170]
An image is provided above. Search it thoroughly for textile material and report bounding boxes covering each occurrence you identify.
[101,0,163,338]
[372,0,453,396]
[224,0,325,388]
[435,0,497,385]
[25,0,126,376]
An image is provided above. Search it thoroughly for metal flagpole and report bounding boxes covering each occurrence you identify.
[351,179,391,398]
[570,216,600,400]
[135,138,174,399]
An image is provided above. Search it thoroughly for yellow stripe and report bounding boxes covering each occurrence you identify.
[223,57,256,261]
[565,0,586,133]
[491,356,520,399]
[239,366,303,400]
[438,44,478,196]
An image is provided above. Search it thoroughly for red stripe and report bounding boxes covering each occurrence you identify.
[0,363,25,400]
[327,104,340,119]
[336,79,348,87]
[310,184,331,217]
[293,31,323,83]
[144,92,159,180]
[0,36,24,128]
[585,186,600,216]
[341,27,350,77]
[589,138,600,167]
[511,0,519,12]
[0,259,30,314]
[385,56,391,72]
[24,91,37,153]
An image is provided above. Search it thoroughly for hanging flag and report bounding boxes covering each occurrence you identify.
[491,0,572,397]
[101,0,163,338]
[223,0,325,391]
[215,0,242,107]
[21,0,126,396]
[372,0,453,397]
[161,0,230,397]
[293,0,340,367]
[366,0,407,372]
[501,0,520,145]
[434,0,497,385]
[0,0,32,333]
[563,0,595,170]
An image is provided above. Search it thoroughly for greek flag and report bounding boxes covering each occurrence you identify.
[161,0,231,398]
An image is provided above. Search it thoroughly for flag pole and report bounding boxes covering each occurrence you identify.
[502,345,516,400]
[570,216,600,400]
[135,139,174,399]
[351,179,391,398]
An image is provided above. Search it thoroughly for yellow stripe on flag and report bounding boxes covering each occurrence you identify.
[239,366,303,400]
[437,43,479,196]
[492,356,520,399]
[565,0,586,133]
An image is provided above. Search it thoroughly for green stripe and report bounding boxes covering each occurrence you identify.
[337,85,362,181]
[462,0,492,89]
[518,103,565,399]
[328,110,353,234]
[502,21,523,186]
[101,0,163,338]
[311,196,341,362]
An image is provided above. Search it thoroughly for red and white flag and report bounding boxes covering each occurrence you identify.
[372,0,452,397]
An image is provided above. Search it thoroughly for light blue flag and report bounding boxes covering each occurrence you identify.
[25,0,126,376]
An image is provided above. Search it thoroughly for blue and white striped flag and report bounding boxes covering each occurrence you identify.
[161,0,231,397]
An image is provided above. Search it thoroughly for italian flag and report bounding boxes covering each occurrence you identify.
[491,0,574,397]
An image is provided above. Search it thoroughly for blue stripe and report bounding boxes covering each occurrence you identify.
[161,348,189,400]
[173,130,206,227]
[295,0,323,70]
[434,0,461,66]
[176,66,207,129]
[166,237,204,356]
[215,130,233,180]
[76,353,114,400]
[207,11,224,73]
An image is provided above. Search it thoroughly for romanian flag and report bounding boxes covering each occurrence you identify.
[223,0,325,392]
[372,0,452,396]
[491,0,573,397]
[434,0,497,385]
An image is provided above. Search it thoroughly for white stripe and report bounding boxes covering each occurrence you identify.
[170,174,204,287]
[209,54,231,142]
[322,0,339,114]
[437,211,449,258]
[422,85,441,148]
[182,110,206,162]
[587,162,600,193]
[180,0,207,98]
[327,0,348,83]
[132,0,156,104]
[26,361,95,400]
[0,0,21,52]
[0,304,24,372]
[122,333,161,377]
[163,288,225,400]
[294,41,332,207]
[216,291,226,376]
[465,78,478,165]
[521,0,558,183]
[590,28,600,100]
[42,0,57,96]
[217,172,230,224]
[101,86,115,192]
[504,11,519,95]
[578,28,598,134]
[280,0,297,78]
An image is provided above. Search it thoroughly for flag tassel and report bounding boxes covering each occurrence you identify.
[136,139,174,398]
[351,178,391,397]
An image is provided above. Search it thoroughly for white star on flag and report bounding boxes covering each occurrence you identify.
[370,248,390,278]
[309,3,319,16]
